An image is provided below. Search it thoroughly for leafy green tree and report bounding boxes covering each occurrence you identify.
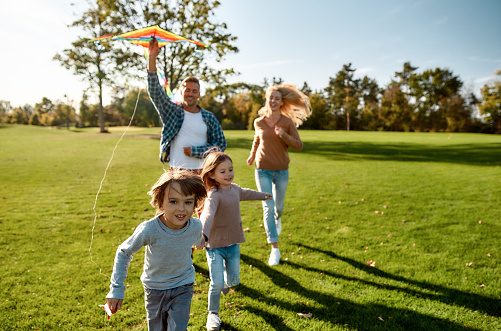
[381,62,418,131]
[359,76,382,130]
[51,103,78,128]
[0,100,13,124]
[380,82,411,131]
[478,70,501,133]
[79,92,98,127]
[200,82,264,130]
[413,68,464,131]
[325,63,361,130]
[111,0,239,91]
[302,90,332,130]
[113,88,160,127]
[54,0,131,133]
[8,105,32,124]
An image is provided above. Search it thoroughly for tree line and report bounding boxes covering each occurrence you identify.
[1,0,500,133]
[1,63,500,133]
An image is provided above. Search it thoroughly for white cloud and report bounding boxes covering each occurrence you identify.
[356,67,375,75]
[474,75,497,84]
[240,60,298,69]
[467,56,501,64]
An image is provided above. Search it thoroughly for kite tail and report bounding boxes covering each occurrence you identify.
[144,49,173,98]
[157,70,174,98]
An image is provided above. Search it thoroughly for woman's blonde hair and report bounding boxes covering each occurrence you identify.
[200,152,233,190]
[148,170,207,214]
[258,83,312,127]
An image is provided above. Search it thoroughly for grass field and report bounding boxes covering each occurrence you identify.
[0,125,500,330]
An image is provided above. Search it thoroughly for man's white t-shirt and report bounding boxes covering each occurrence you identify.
[170,110,207,169]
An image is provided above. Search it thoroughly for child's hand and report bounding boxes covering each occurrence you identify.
[106,298,123,315]
[264,193,273,200]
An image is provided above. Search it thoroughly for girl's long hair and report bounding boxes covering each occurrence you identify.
[258,83,312,127]
[200,152,233,191]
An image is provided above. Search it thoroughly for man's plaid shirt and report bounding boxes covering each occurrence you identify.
[147,72,226,163]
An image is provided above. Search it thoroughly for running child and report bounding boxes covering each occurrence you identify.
[199,152,271,331]
[105,170,207,331]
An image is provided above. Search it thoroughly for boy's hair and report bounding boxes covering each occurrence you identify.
[200,151,233,190]
[148,170,207,214]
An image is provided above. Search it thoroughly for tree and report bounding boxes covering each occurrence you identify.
[387,62,418,131]
[359,76,382,130]
[200,82,264,130]
[113,88,160,127]
[325,63,361,130]
[414,68,465,131]
[302,90,332,130]
[54,0,132,133]
[8,105,32,124]
[0,100,13,124]
[478,70,501,133]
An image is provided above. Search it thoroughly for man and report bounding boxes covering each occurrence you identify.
[147,39,226,172]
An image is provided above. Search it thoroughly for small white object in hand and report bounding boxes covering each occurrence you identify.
[99,303,112,320]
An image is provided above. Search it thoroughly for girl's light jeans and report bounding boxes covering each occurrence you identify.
[206,244,241,313]
[255,169,289,244]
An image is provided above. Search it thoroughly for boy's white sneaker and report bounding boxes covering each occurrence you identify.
[268,247,281,266]
[206,312,221,331]
[275,218,282,236]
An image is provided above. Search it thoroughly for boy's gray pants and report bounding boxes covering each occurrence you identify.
[144,283,194,331]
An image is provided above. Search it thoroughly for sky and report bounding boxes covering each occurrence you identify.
[1,0,500,107]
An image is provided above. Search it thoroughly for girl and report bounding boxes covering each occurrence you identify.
[105,170,207,331]
[247,83,311,266]
[199,152,271,331]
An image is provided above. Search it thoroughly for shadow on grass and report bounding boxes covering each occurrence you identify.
[295,243,500,318]
[225,137,501,166]
[240,254,478,330]
[194,263,210,278]
[301,141,501,166]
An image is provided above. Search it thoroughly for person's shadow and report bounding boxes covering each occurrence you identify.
[235,252,483,330]
[294,243,500,318]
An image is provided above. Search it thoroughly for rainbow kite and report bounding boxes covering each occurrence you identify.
[93,25,207,48]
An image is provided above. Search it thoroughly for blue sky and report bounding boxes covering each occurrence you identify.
[1,0,500,107]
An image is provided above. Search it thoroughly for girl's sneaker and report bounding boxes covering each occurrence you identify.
[268,247,280,266]
[206,312,221,331]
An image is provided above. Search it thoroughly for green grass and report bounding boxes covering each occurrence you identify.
[0,125,500,330]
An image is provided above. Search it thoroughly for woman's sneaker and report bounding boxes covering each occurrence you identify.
[268,247,280,266]
[206,312,221,331]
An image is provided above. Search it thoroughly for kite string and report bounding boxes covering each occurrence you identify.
[89,89,142,275]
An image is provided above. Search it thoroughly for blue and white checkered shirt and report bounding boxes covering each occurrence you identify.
[147,72,226,163]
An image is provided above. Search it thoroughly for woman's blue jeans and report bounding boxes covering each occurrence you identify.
[205,244,241,313]
[255,169,289,244]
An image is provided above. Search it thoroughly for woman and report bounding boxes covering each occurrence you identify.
[247,83,311,266]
